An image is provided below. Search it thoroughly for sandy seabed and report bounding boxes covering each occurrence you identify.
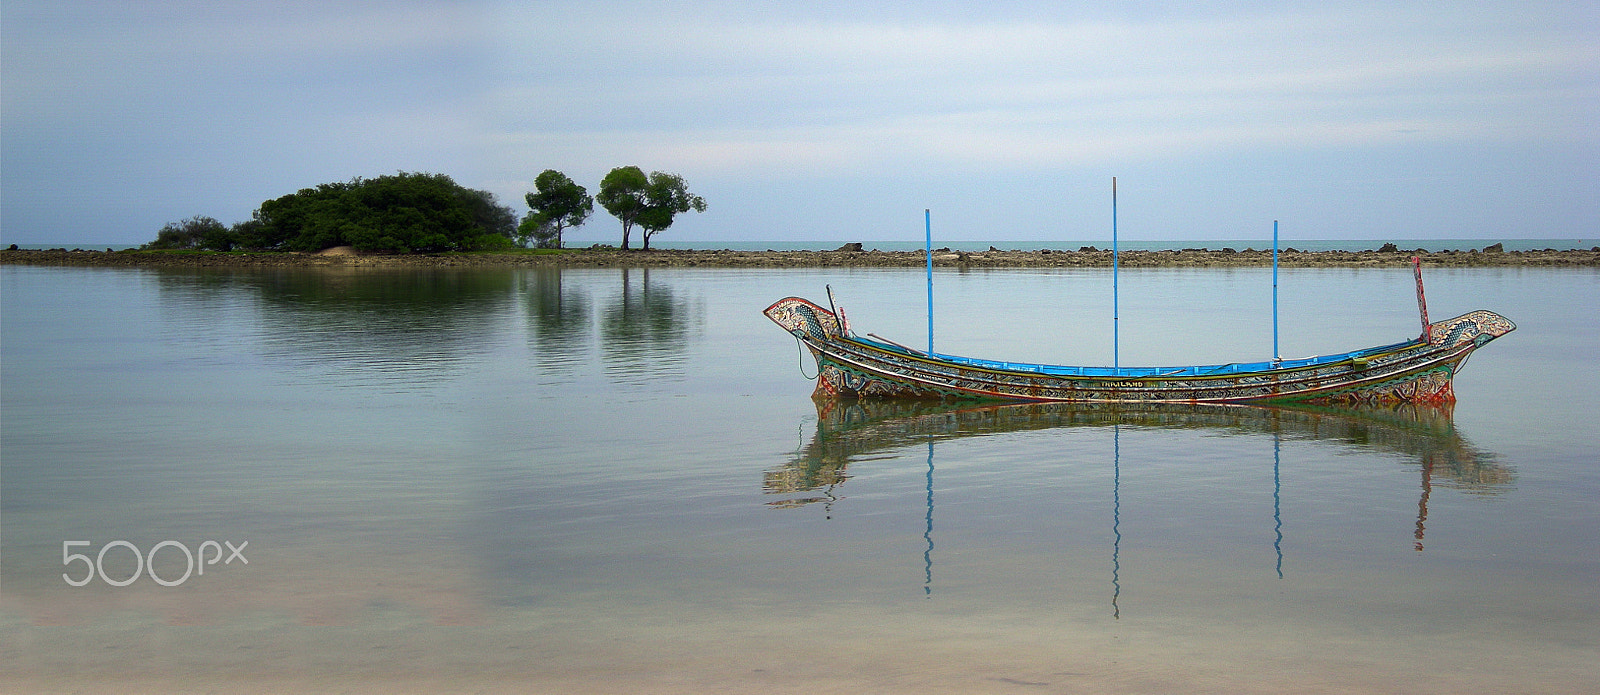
[6,598,1595,694]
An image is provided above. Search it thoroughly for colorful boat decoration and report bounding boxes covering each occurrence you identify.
[763,265,1514,405]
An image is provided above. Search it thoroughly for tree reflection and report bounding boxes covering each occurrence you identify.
[599,268,699,384]
[157,267,516,387]
[149,265,703,389]
[518,268,591,375]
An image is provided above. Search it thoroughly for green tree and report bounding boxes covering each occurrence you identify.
[143,216,233,250]
[636,171,706,250]
[250,172,516,253]
[517,214,560,249]
[522,170,593,249]
[597,166,649,250]
[229,218,267,249]
[461,187,519,241]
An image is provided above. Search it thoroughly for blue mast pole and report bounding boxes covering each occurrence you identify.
[925,208,933,355]
[1112,177,1119,371]
[1273,220,1280,365]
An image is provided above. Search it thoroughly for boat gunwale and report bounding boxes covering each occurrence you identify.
[809,334,1475,403]
[832,332,1427,381]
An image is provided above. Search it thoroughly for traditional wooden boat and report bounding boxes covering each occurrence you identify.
[764,266,1514,405]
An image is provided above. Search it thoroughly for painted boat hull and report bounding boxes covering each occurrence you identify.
[763,297,1515,405]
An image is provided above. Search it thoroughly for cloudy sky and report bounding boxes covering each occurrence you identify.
[3,0,1595,246]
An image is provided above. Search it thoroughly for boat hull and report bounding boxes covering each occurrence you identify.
[764,297,1514,406]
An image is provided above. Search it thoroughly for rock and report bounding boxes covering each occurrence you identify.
[1378,243,1400,253]
[1483,242,1504,253]
[835,242,864,252]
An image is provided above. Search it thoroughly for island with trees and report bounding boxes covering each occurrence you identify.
[5,167,1595,268]
[137,168,706,254]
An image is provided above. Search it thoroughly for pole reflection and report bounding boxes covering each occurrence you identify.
[765,399,1510,613]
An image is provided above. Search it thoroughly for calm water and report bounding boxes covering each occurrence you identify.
[2,264,1597,692]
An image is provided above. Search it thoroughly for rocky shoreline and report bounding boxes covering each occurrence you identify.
[4,243,1597,269]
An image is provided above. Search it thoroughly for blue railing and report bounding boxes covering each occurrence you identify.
[850,335,1418,378]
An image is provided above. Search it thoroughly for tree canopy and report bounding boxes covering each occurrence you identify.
[145,167,705,254]
[252,172,516,253]
[636,172,707,250]
[142,216,234,251]
[145,172,517,253]
[597,167,706,250]
[596,166,650,250]
[519,170,593,249]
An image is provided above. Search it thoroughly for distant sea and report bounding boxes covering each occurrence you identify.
[655,238,1596,252]
[12,238,1597,253]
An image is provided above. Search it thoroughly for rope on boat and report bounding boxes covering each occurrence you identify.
[795,335,817,380]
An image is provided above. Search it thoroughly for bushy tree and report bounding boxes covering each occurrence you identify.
[637,171,706,251]
[597,166,649,250]
[228,218,267,249]
[250,172,516,253]
[597,167,706,250]
[521,170,592,249]
[143,216,232,250]
[462,188,519,242]
[517,214,560,249]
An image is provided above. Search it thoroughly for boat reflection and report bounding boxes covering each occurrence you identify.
[767,398,1510,608]
[768,399,1509,508]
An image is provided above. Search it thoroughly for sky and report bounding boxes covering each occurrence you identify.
[3,0,1596,246]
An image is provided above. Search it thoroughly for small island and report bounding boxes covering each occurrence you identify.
[3,169,1594,269]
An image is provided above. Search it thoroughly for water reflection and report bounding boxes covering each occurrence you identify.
[147,266,705,389]
[518,267,591,376]
[599,268,700,384]
[769,400,1508,505]
[155,268,518,388]
[768,399,1511,602]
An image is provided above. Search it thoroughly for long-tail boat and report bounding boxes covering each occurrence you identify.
[764,261,1514,405]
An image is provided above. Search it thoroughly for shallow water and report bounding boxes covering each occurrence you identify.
[3,264,1596,692]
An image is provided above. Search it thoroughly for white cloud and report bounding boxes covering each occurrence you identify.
[489,3,1595,181]
[3,1,1595,243]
